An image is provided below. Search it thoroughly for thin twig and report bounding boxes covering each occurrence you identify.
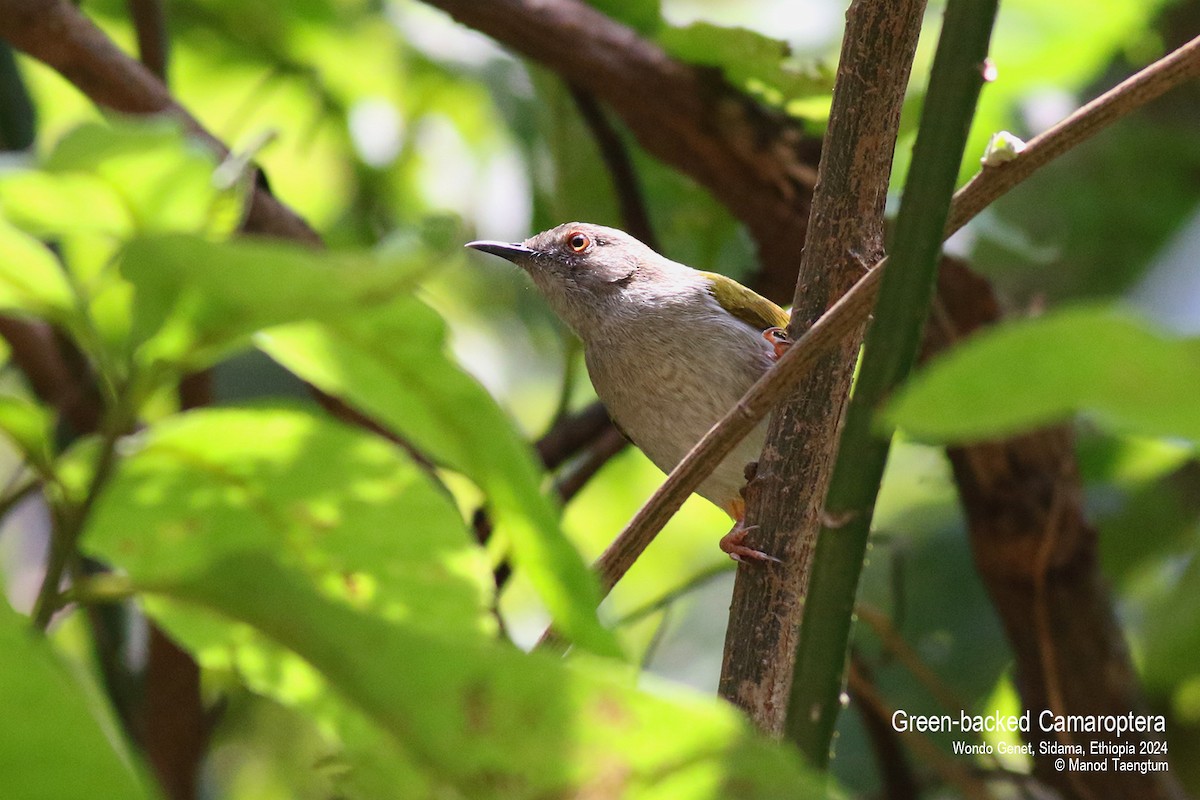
[946,34,1200,234]
[568,84,659,251]
[535,402,612,470]
[31,416,126,629]
[610,562,732,629]
[126,0,168,80]
[848,658,995,800]
[553,427,627,503]
[0,472,39,520]
[58,572,136,606]
[0,317,102,435]
[587,265,883,597]
[855,603,970,714]
[848,652,920,800]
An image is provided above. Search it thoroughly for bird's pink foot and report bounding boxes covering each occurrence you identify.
[762,327,791,361]
[719,522,781,563]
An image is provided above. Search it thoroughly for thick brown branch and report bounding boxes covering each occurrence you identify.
[140,370,212,800]
[0,317,101,434]
[0,0,319,244]
[420,0,819,301]
[719,0,926,733]
[141,628,209,800]
[535,401,613,470]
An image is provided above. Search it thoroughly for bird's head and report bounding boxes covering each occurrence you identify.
[467,222,675,335]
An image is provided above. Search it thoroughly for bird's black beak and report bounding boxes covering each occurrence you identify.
[465,240,535,263]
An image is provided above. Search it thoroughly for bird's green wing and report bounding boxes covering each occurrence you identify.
[700,271,789,331]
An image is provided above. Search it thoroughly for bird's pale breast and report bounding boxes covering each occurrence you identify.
[583,293,774,513]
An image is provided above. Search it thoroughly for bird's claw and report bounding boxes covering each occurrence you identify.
[763,327,791,361]
[720,523,782,564]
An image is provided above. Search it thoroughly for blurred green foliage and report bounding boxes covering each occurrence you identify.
[887,305,1200,443]
[0,0,1197,797]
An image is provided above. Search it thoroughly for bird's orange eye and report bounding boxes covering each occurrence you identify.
[567,232,591,252]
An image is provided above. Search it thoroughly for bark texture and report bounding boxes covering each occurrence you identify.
[718,0,926,733]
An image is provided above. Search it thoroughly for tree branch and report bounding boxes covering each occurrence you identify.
[0,317,101,435]
[126,0,168,80]
[10,4,1195,791]
[142,628,209,800]
[567,85,659,253]
[0,40,36,149]
[719,0,927,734]
[947,33,1200,234]
[847,656,994,800]
[534,401,613,470]
[785,0,998,760]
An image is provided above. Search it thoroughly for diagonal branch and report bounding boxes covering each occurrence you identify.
[126,0,168,80]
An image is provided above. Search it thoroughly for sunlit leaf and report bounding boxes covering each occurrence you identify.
[0,601,152,800]
[137,553,822,799]
[0,171,133,241]
[257,297,621,658]
[119,235,430,378]
[0,394,56,476]
[141,599,439,798]
[43,119,245,237]
[83,407,494,637]
[658,23,832,110]
[886,305,1200,444]
[0,218,75,319]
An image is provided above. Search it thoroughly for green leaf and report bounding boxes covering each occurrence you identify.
[139,599,438,798]
[257,298,621,658]
[0,394,56,477]
[82,407,494,638]
[584,0,661,35]
[0,218,75,319]
[658,23,832,110]
[0,601,152,800]
[886,306,1200,444]
[119,235,431,378]
[1141,555,1200,693]
[140,552,822,799]
[43,119,244,237]
[0,169,134,241]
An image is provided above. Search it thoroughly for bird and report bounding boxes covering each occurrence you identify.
[467,222,789,562]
